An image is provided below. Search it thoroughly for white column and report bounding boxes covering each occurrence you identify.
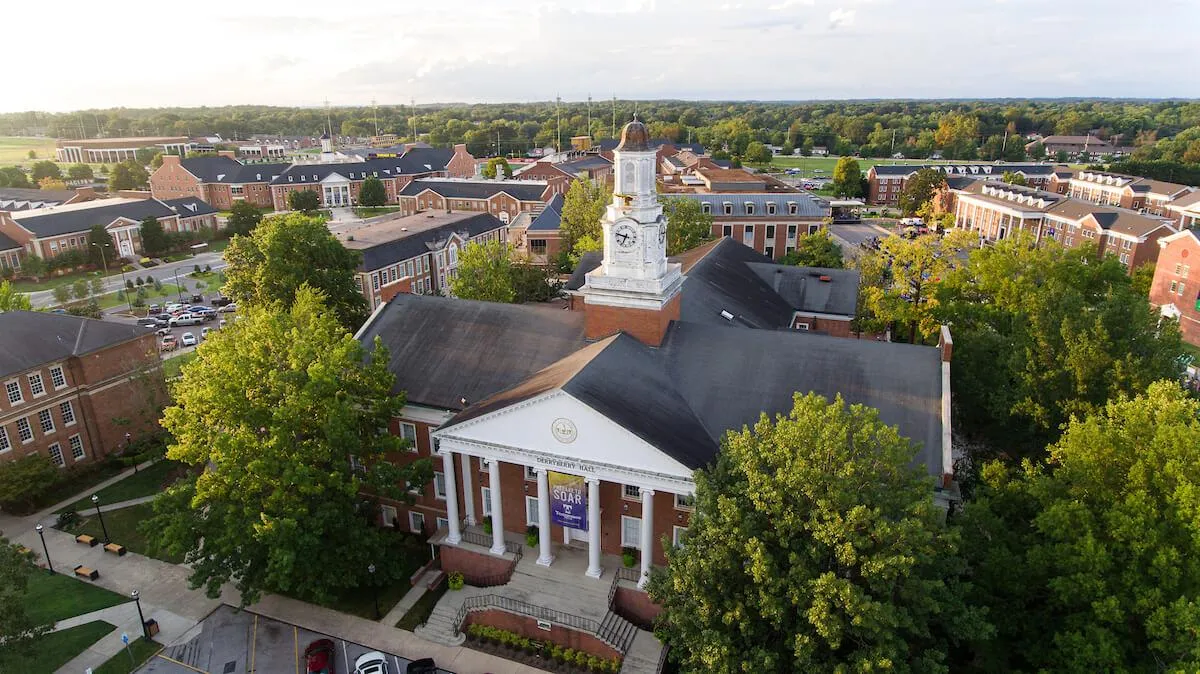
[536,468,554,567]
[638,489,654,588]
[488,459,506,555]
[585,478,602,578]
[460,453,476,526]
[442,451,461,545]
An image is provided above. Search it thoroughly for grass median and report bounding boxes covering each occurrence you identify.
[0,620,116,674]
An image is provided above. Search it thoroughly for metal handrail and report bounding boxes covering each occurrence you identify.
[459,529,492,548]
[455,594,602,634]
[615,566,640,583]
[655,645,670,673]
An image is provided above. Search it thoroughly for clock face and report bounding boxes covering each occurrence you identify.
[614,223,638,249]
[657,215,667,245]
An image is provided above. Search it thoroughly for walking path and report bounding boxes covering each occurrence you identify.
[381,570,432,626]
[25,251,228,309]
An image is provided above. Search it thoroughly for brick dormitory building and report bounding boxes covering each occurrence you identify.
[0,312,164,468]
[353,122,953,651]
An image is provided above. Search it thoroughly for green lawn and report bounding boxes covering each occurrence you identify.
[0,620,116,674]
[10,269,105,293]
[62,502,185,564]
[396,582,447,631]
[1181,341,1200,364]
[162,351,199,379]
[0,136,58,167]
[354,206,402,217]
[9,460,129,515]
[59,460,186,513]
[93,636,162,674]
[23,569,129,625]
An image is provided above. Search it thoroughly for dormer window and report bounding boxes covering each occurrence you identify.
[701,203,711,214]
[788,202,798,215]
[745,203,755,215]
[723,202,732,215]
[766,202,776,215]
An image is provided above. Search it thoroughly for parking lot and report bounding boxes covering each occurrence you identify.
[106,299,238,357]
[138,605,451,674]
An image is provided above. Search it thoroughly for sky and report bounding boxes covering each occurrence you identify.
[6,0,1200,113]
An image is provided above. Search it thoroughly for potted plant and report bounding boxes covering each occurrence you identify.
[447,571,464,591]
[621,546,637,568]
[525,524,539,547]
[483,516,493,535]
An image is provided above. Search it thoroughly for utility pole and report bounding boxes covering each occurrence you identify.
[410,98,416,142]
[612,95,616,139]
[372,98,379,137]
[587,94,592,140]
[555,94,561,153]
[1001,129,1009,157]
[890,129,897,155]
[324,99,332,138]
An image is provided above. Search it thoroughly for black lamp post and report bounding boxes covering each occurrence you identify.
[125,433,135,474]
[35,524,53,574]
[368,563,379,619]
[132,590,149,640]
[173,268,183,302]
[91,494,110,544]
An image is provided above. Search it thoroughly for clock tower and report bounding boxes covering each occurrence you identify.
[581,119,684,346]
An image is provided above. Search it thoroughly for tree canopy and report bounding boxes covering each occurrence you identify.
[67,163,93,181]
[145,287,432,605]
[358,176,386,207]
[86,224,117,265]
[662,197,714,255]
[0,542,50,651]
[780,227,843,268]
[0,166,31,188]
[650,393,988,673]
[225,201,263,237]
[897,168,947,217]
[223,213,368,330]
[0,454,59,513]
[451,239,563,303]
[559,178,609,256]
[481,157,513,179]
[30,160,60,181]
[287,189,321,213]
[830,156,864,197]
[139,217,169,257]
[958,381,1200,672]
[0,280,32,312]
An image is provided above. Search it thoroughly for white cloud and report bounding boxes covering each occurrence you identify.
[828,7,856,28]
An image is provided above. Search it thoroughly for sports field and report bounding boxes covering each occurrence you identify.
[0,136,58,166]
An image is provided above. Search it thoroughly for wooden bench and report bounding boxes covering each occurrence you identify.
[16,545,31,555]
[75,534,98,547]
[103,543,126,556]
[73,565,99,580]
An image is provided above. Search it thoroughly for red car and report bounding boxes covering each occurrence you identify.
[305,639,336,674]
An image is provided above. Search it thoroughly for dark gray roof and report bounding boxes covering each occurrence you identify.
[179,156,244,182]
[528,193,565,232]
[270,149,452,186]
[0,311,147,378]
[12,199,178,237]
[595,138,704,154]
[161,197,217,218]
[564,251,603,291]
[746,264,858,318]
[0,187,78,211]
[399,179,548,202]
[677,238,796,329]
[356,294,587,410]
[659,321,944,476]
[870,163,1057,178]
[557,156,612,174]
[445,334,718,470]
[357,213,505,271]
[0,230,20,251]
[674,193,828,218]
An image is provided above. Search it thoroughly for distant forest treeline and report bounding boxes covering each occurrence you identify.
[3,99,1200,168]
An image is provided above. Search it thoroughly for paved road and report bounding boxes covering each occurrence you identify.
[28,250,228,309]
[832,221,895,247]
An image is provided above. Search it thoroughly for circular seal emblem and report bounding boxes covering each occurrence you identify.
[551,418,578,444]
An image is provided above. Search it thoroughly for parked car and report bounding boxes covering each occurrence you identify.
[218,302,237,313]
[137,320,159,329]
[170,313,203,327]
[165,303,186,313]
[180,332,198,347]
[211,296,233,307]
[354,652,388,674]
[191,293,204,303]
[148,303,161,313]
[304,639,335,674]
[406,658,437,674]
[200,327,213,340]
[50,308,67,314]
[155,327,172,337]
[160,335,178,351]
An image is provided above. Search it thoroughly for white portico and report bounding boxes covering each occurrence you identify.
[432,385,697,587]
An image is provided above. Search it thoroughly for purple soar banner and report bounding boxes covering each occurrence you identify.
[548,471,587,531]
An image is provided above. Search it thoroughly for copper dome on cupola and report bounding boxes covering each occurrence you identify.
[615,118,651,152]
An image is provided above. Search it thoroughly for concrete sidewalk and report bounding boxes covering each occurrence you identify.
[52,602,191,674]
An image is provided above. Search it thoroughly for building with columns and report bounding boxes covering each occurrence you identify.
[357,120,952,596]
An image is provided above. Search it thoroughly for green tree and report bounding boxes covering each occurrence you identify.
[897,168,947,217]
[134,147,157,166]
[559,178,609,255]
[150,152,165,170]
[0,166,31,188]
[567,233,602,267]
[144,288,432,605]
[510,262,563,303]
[71,278,90,301]
[30,160,61,182]
[0,280,32,312]
[89,277,104,297]
[26,150,36,159]
[288,189,321,213]
[67,163,94,181]
[663,197,714,256]
[139,217,169,257]
[0,454,59,513]
[862,229,976,344]
[830,156,863,197]
[107,162,134,191]
[225,201,263,237]
[358,177,386,207]
[1000,171,1027,186]
[935,235,1182,452]
[0,542,50,650]
[780,228,843,268]
[650,393,989,673]
[52,285,70,305]
[481,157,513,179]
[223,213,367,330]
[19,254,46,281]
[1131,260,1155,295]
[449,240,515,303]
[743,141,772,164]
[87,225,116,266]
[959,381,1200,671]
[125,160,150,188]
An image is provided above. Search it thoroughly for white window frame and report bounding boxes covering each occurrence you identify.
[38,408,54,435]
[525,496,539,526]
[399,421,418,451]
[675,493,695,510]
[409,510,426,533]
[672,526,688,547]
[59,401,76,426]
[0,426,10,453]
[69,434,84,460]
[16,417,33,443]
[525,465,537,481]
[5,379,22,405]
[622,484,641,500]
[49,365,66,390]
[434,471,447,500]
[479,457,490,471]
[621,515,642,549]
[48,442,65,468]
[381,504,398,528]
[436,516,449,531]
[28,373,45,397]
[481,486,493,517]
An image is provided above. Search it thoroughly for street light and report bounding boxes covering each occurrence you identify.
[35,524,53,574]
[173,268,183,303]
[125,433,136,474]
[91,241,111,278]
[91,494,110,544]
[131,590,150,640]
[368,563,379,619]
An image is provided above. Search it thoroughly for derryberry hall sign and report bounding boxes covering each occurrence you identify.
[548,471,588,531]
